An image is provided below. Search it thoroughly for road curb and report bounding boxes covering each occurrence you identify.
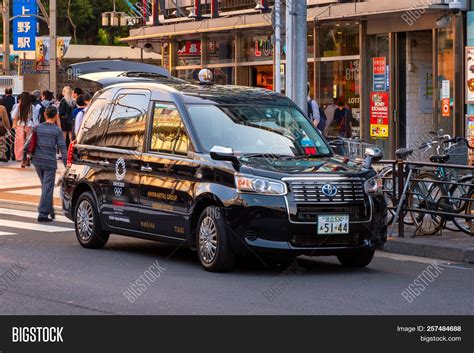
[383,237,474,264]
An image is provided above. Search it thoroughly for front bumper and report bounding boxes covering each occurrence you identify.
[224,192,387,256]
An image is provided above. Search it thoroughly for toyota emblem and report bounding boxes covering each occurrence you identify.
[321,184,338,197]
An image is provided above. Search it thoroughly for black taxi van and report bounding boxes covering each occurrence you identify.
[61,66,387,272]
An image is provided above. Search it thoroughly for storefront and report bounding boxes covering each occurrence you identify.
[122,1,466,158]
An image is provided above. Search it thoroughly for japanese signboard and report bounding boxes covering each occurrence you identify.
[370,92,389,139]
[372,57,387,92]
[12,0,37,51]
[441,98,451,117]
[465,47,474,103]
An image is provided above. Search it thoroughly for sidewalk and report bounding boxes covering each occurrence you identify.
[0,161,65,209]
[384,227,474,263]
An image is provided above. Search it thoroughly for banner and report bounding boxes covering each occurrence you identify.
[465,47,474,103]
[372,57,387,92]
[370,92,389,139]
[12,0,37,51]
[35,37,71,70]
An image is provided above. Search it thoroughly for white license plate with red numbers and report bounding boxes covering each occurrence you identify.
[317,215,349,235]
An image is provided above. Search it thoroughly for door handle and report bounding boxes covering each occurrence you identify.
[99,160,110,167]
[141,165,153,173]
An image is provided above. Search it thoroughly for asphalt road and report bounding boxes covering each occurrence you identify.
[0,206,473,315]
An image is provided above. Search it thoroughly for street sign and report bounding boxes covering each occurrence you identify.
[370,92,389,139]
[372,57,387,92]
[12,0,37,51]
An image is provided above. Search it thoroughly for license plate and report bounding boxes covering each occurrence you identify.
[317,215,349,235]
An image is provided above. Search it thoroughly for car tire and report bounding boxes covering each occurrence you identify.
[196,206,235,272]
[74,191,109,249]
[337,249,375,268]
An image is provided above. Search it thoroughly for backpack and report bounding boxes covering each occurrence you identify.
[307,99,314,122]
[317,107,327,132]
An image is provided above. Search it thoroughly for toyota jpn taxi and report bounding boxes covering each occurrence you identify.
[61,64,387,272]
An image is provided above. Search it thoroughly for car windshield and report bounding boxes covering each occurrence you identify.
[187,104,331,158]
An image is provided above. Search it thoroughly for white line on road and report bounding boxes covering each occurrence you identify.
[0,220,73,233]
[0,208,71,223]
[0,231,17,236]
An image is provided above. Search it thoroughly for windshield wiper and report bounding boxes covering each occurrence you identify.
[239,153,294,160]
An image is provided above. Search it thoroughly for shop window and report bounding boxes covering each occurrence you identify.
[239,31,276,62]
[208,35,235,64]
[175,39,202,66]
[318,23,359,58]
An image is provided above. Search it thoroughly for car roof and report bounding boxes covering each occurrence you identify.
[102,78,292,105]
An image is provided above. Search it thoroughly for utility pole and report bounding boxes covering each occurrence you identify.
[285,0,307,114]
[2,0,10,75]
[49,0,56,92]
[295,0,307,114]
[274,0,281,93]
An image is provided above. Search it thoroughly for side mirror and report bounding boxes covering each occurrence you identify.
[210,146,240,170]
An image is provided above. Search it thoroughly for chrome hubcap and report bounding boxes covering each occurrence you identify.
[76,200,94,241]
[198,216,217,264]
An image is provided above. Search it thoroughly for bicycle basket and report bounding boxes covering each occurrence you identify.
[447,141,468,166]
[337,138,378,159]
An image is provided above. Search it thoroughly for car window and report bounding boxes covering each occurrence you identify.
[78,98,110,146]
[102,93,149,151]
[149,102,189,156]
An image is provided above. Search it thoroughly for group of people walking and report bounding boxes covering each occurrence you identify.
[0,86,92,165]
[0,86,92,222]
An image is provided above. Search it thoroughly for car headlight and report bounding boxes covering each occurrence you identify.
[364,175,383,194]
[235,174,287,195]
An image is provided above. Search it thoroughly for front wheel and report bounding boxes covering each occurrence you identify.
[74,192,109,249]
[337,249,375,268]
[196,206,235,272]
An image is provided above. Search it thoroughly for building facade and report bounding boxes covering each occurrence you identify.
[122,0,469,158]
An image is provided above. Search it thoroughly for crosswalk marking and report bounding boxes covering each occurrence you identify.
[0,219,73,233]
[0,208,71,223]
[0,231,17,236]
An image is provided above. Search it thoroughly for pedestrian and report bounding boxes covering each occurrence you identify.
[72,87,83,100]
[24,105,67,222]
[0,105,11,162]
[307,84,320,129]
[38,90,59,127]
[330,97,354,138]
[73,95,86,138]
[53,92,63,108]
[12,92,35,163]
[324,98,338,136]
[58,86,75,147]
[1,88,16,121]
[0,88,16,161]
[31,90,42,126]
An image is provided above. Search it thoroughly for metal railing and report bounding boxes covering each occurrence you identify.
[376,159,474,238]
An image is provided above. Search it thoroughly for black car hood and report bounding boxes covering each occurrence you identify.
[239,155,375,179]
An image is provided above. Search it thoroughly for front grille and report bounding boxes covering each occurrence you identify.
[296,204,368,223]
[291,233,362,248]
[289,179,365,203]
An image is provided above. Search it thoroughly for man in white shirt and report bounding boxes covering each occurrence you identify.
[307,84,320,129]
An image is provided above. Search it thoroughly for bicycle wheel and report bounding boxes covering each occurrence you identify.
[381,168,414,225]
[453,190,474,236]
[448,175,473,213]
[407,173,445,235]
